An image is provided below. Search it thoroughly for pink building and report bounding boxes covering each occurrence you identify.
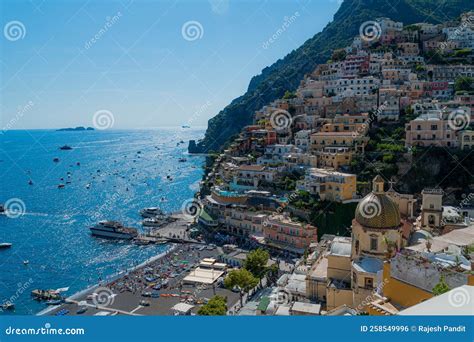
[263,214,318,254]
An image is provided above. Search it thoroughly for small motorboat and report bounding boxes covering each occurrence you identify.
[0,243,12,249]
[23,260,29,265]
[0,205,5,214]
[142,217,166,227]
[45,299,63,305]
[76,162,80,166]
[76,307,88,314]
[1,302,14,311]
[28,180,34,185]
[59,145,73,150]
[178,158,187,162]
[31,289,62,301]
[140,207,164,218]
[53,157,60,162]
[58,184,65,189]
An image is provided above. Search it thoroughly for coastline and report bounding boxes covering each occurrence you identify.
[36,243,178,316]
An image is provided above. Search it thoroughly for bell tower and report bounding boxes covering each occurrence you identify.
[421,188,443,230]
[372,175,384,194]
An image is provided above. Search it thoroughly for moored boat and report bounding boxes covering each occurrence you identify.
[31,289,62,301]
[1,302,14,310]
[59,145,73,150]
[141,217,166,227]
[140,207,164,218]
[0,243,12,249]
[90,221,138,240]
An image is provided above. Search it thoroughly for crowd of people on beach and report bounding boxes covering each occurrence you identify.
[107,244,207,296]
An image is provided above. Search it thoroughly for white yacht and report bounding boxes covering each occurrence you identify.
[89,221,138,240]
[139,207,164,218]
[142,217,166,227]
[0,243,12,249]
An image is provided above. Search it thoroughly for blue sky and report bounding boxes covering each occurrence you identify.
[1,0,341,129]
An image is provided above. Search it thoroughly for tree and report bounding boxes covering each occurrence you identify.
[454,76,474,92]
[197,295,227,316]
[224,269,259,306]
[331,48,346,62]
[244,248,270,279]
[432,275,450,296]
[283,90,297,99]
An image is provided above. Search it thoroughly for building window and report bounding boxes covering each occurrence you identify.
[428,214,435,225]
[364,277,374,289]
[370,236,378,251]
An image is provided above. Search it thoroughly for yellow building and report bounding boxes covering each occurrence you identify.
[297,168,357,202]
[316,147,353,169]
[310,132,368,153]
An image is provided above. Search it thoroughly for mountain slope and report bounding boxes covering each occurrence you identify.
[189,0,473,153]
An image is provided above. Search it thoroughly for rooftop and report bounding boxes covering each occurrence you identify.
[291,302,321,315]
[352,257,383,274]
[329,240,352,257]
[398,285,474,316]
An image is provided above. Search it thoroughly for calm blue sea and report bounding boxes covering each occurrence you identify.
[0,128,205,315]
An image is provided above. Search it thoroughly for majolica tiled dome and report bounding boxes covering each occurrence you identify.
[354,176,401,229]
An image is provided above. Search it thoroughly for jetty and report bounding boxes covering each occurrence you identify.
[134,213,205,245]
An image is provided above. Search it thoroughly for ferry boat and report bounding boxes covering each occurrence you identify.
[140,207,164,218]
[89,221,138,240]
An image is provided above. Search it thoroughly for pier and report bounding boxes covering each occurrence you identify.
[135,213,206,245]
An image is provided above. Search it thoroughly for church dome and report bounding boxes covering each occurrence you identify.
[354,176,401,229]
